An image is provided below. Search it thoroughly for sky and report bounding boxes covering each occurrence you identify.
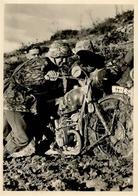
[4,4,134,53]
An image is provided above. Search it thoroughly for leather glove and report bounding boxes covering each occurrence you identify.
[44,71,59,81]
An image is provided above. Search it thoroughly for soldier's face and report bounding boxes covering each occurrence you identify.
[55,57,68,67]
[27,49,39,59]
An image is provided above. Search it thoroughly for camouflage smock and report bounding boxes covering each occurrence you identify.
[4,57,48,113]
[4,56,75,113]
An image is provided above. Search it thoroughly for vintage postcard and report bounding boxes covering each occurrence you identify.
[1,0,138,194]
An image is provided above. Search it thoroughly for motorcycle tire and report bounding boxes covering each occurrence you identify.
[88,94,133,158]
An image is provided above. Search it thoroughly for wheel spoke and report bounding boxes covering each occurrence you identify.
[92,97,133,157]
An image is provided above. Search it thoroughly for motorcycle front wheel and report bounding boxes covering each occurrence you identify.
[89,94,133,158]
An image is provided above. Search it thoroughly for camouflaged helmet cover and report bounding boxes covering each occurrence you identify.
[74,39,94,54]
[47,41,72,58]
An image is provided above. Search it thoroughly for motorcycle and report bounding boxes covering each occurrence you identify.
[44,66,133,158]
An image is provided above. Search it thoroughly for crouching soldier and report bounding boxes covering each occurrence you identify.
[3,46,48,158]
[3,41,74,158]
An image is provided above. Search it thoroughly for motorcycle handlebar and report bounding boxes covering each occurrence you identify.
[45,75,85,81]
[44,65,89,81]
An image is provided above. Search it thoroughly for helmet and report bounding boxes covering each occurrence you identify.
[74,39,94,54]
[47,41,72,58]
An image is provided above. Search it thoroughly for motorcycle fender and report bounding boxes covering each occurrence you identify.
[98,93,130,105]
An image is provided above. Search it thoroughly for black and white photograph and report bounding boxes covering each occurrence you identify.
[3,1,134,191]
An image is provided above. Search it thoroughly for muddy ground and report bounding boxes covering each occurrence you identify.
[3,149,133,191]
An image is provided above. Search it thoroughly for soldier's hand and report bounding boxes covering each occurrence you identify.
[97,69,108,82]
[90,68,108,87]
[44,71,59,81]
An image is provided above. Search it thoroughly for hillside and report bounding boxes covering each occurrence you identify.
[4,10,133,80]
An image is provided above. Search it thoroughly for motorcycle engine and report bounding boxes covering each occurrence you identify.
[55,112,80,147]
[55,86,84,148]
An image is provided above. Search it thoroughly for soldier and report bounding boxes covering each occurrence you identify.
[35,41,74,129]
[72,39,120,96]
[3,41,73,158]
